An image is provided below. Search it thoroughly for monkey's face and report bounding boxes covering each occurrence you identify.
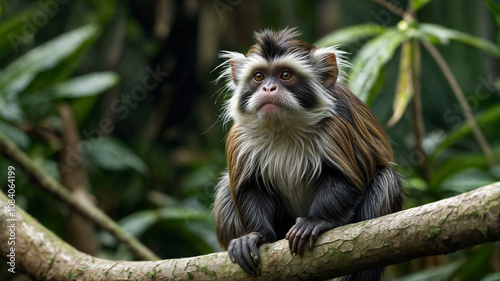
[218,28,347,129]
[238,60,317,120]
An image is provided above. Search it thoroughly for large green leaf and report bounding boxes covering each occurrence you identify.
[388,40,415,127]
[348,29,406,104]
[440,167,496,193]
[314,24,387,47]
[0,25,99,96]
[431,154,491,189]
[84,137,148,175]
[19,72,119,104]
[420,23,500,58]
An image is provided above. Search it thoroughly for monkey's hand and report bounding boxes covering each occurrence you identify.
[286,217,336,256]
[227,232,264,276]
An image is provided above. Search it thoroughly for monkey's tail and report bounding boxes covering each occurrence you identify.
[339,167,403,281]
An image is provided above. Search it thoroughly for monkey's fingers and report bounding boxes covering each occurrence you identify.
[227,233,262,276]
[288,217,335,256]
[296,226,313,257]
[309,227,320,252]
[287,220,313,256]
[228,238,259,276]
[286,225,299,255]
[292,226,306,256]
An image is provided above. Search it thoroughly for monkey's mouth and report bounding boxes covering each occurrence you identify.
[260,102,281,110]
[258,102,284,118]
[255,93,289,118]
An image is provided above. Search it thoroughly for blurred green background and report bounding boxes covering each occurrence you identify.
[0,0,499,280]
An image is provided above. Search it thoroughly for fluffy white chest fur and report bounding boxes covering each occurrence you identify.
[236,120,325,217]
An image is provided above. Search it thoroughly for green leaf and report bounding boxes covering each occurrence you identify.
[101,206,211,244]
[431,103,500,160]
[348,29,406,104]
[411,0,433,11]
[391,260,464,281]
[0,119,30,149]
[0,93,23,122]
[84,137,148,175]
[457,246,496,281]
[20,72,119,104]
[314,24,387,47]
[0,25,99,96]
[486,0,500,26]
[420,23,500,58]
[388,40,414,127]
[431,153,490,188]
[481,273,500,281]
[440,167,496,193]
[184,221,219,253]
[365,66,386,106]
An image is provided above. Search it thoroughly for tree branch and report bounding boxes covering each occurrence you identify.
[370,0,406,19]
[0,131,158,261]
[1,182,498,280]
[422,40,496,167]
[58,102,98,255]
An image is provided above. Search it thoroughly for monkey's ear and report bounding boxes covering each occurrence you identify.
[322,53,339,87]
[230,60,240,85]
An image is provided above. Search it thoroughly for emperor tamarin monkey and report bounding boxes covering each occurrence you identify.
[213,28,403,280]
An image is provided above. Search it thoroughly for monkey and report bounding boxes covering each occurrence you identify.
[213,28,404,280]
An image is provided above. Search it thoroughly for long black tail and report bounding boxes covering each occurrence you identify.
[339,167,403,281]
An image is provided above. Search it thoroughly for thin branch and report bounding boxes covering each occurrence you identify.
[0,131,159,261]
[1,182,499,280]
[370,0,406,18]
[422,40,496,167]
[410,39,430,181]
[59,103,98,255]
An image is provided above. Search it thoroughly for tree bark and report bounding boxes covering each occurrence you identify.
[1,183,499,281]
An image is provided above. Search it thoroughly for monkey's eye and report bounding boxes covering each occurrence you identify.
[253,72,265,82]
[280,70,293,81]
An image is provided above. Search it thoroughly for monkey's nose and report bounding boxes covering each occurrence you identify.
[262,85,277,94]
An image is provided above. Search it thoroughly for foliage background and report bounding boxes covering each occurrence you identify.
[0,0,499,280]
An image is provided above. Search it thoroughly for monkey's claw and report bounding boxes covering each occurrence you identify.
[227,232,263,276]
[286,217,335,256]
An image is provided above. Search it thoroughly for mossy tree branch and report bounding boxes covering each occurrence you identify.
[1,183,498,281]
[0,131,158,261]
